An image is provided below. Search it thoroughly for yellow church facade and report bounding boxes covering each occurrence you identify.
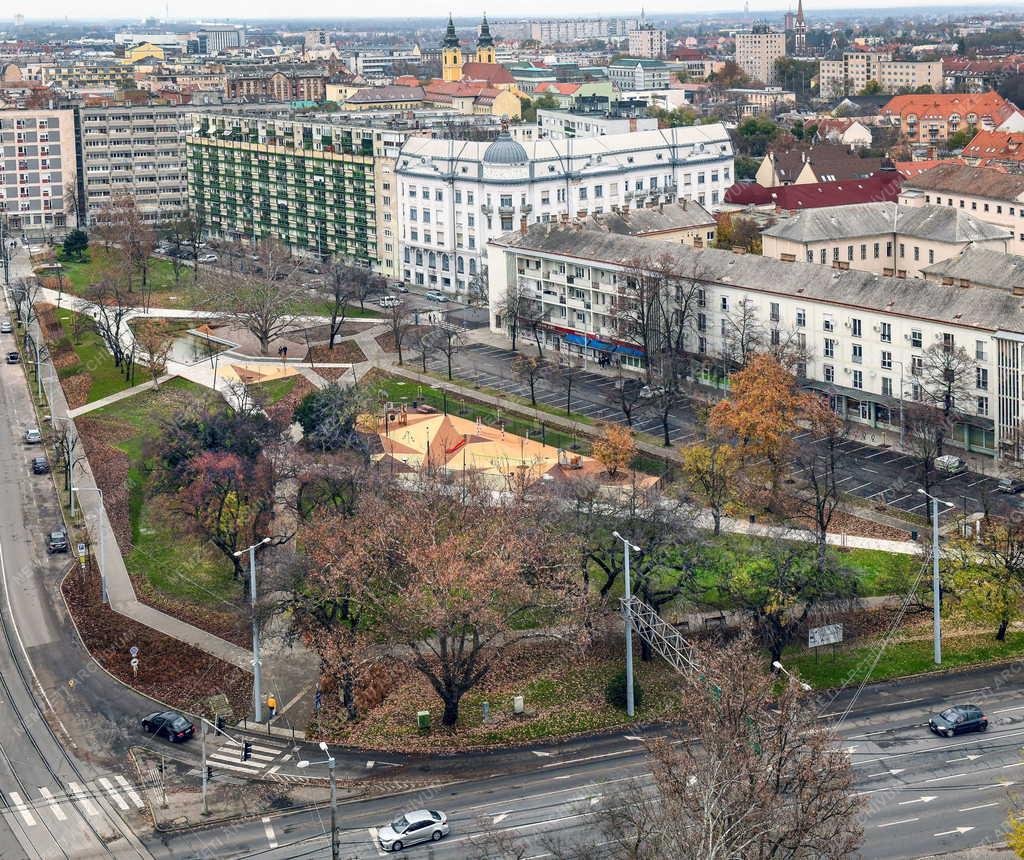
[442,14,497,82]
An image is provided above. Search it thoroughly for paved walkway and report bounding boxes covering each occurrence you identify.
[67,374,173,417]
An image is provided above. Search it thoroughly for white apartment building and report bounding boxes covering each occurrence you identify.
[628,26,667,59]
[818,51,943,99]
[395,124,734,294]
[0,108,77,236]
[488,224,1024,459]
[761,202,1011,279]
[734,27,786,86]
[528,18,638,44]
[536,109,659,139]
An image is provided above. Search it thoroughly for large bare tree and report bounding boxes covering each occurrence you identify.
[918,341,977,455]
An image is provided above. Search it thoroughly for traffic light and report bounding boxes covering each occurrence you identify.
[206,766,214,782]
[242,740,253,762]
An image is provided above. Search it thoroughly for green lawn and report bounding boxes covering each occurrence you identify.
[786,629,1024,690]
[52,308,137,403]
[834,546,920,597]
[49,248,191,305]
[292,296,382,319]
[251,375,301,405]
[90,378,240,606]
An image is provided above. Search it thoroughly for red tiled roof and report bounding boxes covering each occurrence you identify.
[534,82,580,95]
[881,91,1018,124]
[724,170,903,209]
[458,62,515,84]
[893,158,961,177]
[962,129,1024,162]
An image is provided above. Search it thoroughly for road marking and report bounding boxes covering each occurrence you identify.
[848,482,871,493]
[624,735,644,741]
[68,782,99,817]
[878,817,919,828]
[952,687,991,697]
[267,765,280,775]
[262,816,277,849]
[38,787,66,821]
[898,795,937,805]
[835,476,854,485]
[960,802,1000,812]
[541,749,637,768]
[590,796,603,806]
[1004,762,1024,769]
[865,768,906,777]
[531,751,554,758]
[992,705,1024,713]
[368,827,387,857]
[861,467,879,474]
[114,775,144,809]
[206,758,265,775]
[947,755,983,763]
[926,772,966,783]
[493,812,511,824]
[6,792,36,827]
[980,781,1015,790]
[934,826,975,837]
[98,777,129,811]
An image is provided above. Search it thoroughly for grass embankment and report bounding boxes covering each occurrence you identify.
[87,378,240,608]
[47,307,136,405]
[45,248,196,309]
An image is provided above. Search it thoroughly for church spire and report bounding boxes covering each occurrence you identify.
[796,0,805,23]
[478,12,493,48]
[442,14,460,49]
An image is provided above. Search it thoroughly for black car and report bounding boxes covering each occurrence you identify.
[928,705,988,737]
[6,351,19,364]
[142,711,195,742]
[46,531,68,554]
[31,456,49,474]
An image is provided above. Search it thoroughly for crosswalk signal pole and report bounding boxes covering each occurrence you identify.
[201,723,209,816]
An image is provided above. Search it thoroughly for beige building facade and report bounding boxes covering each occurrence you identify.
[734,28,786,86]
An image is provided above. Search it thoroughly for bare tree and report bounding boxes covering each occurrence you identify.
[495,274,529,351]
[205,238,304,355]
[904,399,946,498]
[613,255,671,384]
[919,341,977,455]
[554,357,585,415]
[721,296,766,368]
[520,295,548,358]
[319,257,355,349]
[384,297,413,365]
[86,268,133,369]
[610,368,645,427]
[134,320,176,388]
[430,324,465,381]
[511,354,550,406]
[410,326,435,373]
[345,262,384,311]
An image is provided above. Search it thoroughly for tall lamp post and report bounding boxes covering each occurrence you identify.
[917,488,955,664]
[612,530,641,718]
[73,486,106,603]
[234,536,272,722]
[297,742,338,860]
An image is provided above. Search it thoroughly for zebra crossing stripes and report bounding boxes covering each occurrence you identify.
[207,737,288,775]
[2,777,146,826]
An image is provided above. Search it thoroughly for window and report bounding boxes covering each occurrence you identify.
[852,344,863,364]
[880,322,891,343]
[820,249,827,265]
[913,246,920,262]
[852,370,863,390]
[770,328,781,346]
[882,377,893,397]
[823,338,835,358]
[977,396,989,417]
[454,190,462,203]
[409,206,417,221]
[847,245,854,261]
[860,244,867,260]
[851,318,862,337]
[911,355,923,376]
[720,296,729,311]
[806,249,814,263]
[824,364,834,382]
[899,243,905,258]
[976,339,987,361]
[823,315,834,332]
[796,309,806,327]
[911,329,922,348]
[873,242,880,259]
[928,249,934,264]
[886,241,892,258]
[696,288,706,307]
[770,302,780,322]
[833,247,840,261]
[943,332,954,352]
[977,367,988,390]
[697,312,707,332]
[881,350,892,370]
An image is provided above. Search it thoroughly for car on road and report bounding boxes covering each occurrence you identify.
[928,705,987,737]
[997,477,1024,494]
[378,295,401,308]
[378,809,449,852]
[391,283,409,293]
[141,711,195,742]
[639,385,665,400]
[197,253,218,264]
[935,454,967,474]
[0,319,12,333]
[24,428,41,444]
[6,350,20,364]
[31,456,49,474]
[424,290,448,303]
[46,531,68,554]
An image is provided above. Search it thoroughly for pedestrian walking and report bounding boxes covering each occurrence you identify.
[267,694,277,719]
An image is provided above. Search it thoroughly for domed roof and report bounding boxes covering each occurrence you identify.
[483,133,528,165]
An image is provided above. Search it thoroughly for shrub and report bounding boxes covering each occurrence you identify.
[605,669,643,711]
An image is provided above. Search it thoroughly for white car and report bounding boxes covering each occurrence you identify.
[378,810,448,852]
[0,319,12,334]
[197,253,218,264]
[638,385,665,400]
[24,428,42,444]
[935,454,966,475]
[378,295,401,308]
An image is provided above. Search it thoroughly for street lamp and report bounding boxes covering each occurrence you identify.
[234,536,272,722]
[72,486,106,603]
[772,660,812,691]
[52,415,77,517]
[297,741,338,860]
[612,530,641,718]
[917,488,955,664]
[892,359,906,447]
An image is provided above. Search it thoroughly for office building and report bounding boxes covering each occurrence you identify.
[628,25,667,59]
[734,25,786,86]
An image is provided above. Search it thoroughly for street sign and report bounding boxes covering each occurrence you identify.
[76,543,86,557]
[808,624,843,648]
[129,646,139,658]
[130,657,139,678]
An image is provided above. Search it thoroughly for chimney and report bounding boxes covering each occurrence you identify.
[520,215,527,235]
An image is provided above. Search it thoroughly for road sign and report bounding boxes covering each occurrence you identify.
[76,543,86,557]
[130,657,139,678]
[129,646,139,658]
[808,624,843,648]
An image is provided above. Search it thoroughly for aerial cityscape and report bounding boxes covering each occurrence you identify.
[8,4,1024,859]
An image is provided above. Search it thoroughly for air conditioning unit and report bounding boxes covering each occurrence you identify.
[903,333,911,341]
[844,367,851,374]
[844,321,852,328]
[872,325,881,332]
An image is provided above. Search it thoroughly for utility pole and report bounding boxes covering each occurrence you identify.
[297,742,338,860]
[612,530,641,717]
[918,488,954,665]
[234,536,272,722]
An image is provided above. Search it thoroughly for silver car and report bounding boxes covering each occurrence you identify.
[0,319,11,333]
[378,809,449,851]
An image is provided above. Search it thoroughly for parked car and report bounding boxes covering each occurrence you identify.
[141,711,195,743]
[46,531,68,554]
[24,428,41,444]
[6,351,20,364]
[392,283,409,293]
[378,295,401,308]
[639,385,665,400]
[197,253,218,264]
[378,810,449,852]
[0,319,12,333]
[424,290,448,303]
[997,477,1024,494]
[31,456,49,474]
[928,704,987,737]
[935,454,967,474]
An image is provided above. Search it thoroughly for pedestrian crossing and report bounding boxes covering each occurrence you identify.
[1,776,146,827]
[207,735,291,776]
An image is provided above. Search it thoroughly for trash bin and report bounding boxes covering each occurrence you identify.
[911,530,919,541]
[416,710,430,730]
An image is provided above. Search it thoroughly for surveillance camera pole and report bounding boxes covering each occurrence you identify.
[613,530,641,717]
[918,488,954,665]
[234,536,272,722]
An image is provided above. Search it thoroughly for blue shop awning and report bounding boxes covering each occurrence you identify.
[562,333,644,358]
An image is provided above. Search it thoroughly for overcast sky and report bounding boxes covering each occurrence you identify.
[20,0,985,23]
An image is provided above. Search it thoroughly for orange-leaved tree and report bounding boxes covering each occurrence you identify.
[592,423,637,478]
